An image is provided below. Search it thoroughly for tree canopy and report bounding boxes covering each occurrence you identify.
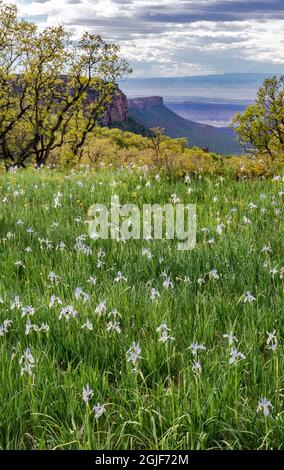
[0,1,130,168]
[232,76,284,161]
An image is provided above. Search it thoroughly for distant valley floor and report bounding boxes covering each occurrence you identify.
[164,100,249,128]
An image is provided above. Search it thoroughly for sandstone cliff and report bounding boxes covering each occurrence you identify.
[104,91,128,125]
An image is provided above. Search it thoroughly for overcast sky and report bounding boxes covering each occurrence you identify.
[11,0,284,77]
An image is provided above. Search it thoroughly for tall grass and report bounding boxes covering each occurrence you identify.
[0,167,283,449]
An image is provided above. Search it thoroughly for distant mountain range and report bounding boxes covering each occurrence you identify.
[120,72,272,100]
[127,96,242,155]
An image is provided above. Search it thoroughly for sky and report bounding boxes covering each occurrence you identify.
[10,0,284,77]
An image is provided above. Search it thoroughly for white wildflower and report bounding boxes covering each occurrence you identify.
[126,341,142,366]
[0,319,13,336]
[157,322,175,343]
[11,295,22,310]
[20,348,35,376]
[229,348,246,364]
[223,331,238,346]
[243,291,256,303]
[87,276,97,286]
[209,269,220,280]
[92,403,105,418]
[192,360,202,376]
[95,301,107,316]
[81,319,93,331]
[257,398,273,417]
[59,305,78,321]
[266,330,278,352]
[150,288,160,301]
[82,384,94,404]
[21,305,35,318]
[162,276,174,289]
[114,271,127,283]
[106,320,121,334]
[49,295,62,308]
[190,341,206,356]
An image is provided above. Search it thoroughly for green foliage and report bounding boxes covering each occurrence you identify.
[232,76,284,161]
[34,124,284,180]
[0,2,130,168]
[109,117,151,137]
[0,168,284,449]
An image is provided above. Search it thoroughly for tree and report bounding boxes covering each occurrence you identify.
[232,76,284,161]
[0,2,36,168]
[149,127,166,165]
[0,2,130,169]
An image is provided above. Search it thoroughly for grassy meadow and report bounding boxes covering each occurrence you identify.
[0,166,283,450]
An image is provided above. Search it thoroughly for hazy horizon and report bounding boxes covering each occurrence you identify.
[119,72,276,101]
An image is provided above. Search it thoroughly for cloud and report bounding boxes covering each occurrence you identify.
[137,1,284,23]
[12,0,284,76]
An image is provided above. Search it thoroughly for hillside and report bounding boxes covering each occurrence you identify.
[109,116,151,137]
[128,96,242,155]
